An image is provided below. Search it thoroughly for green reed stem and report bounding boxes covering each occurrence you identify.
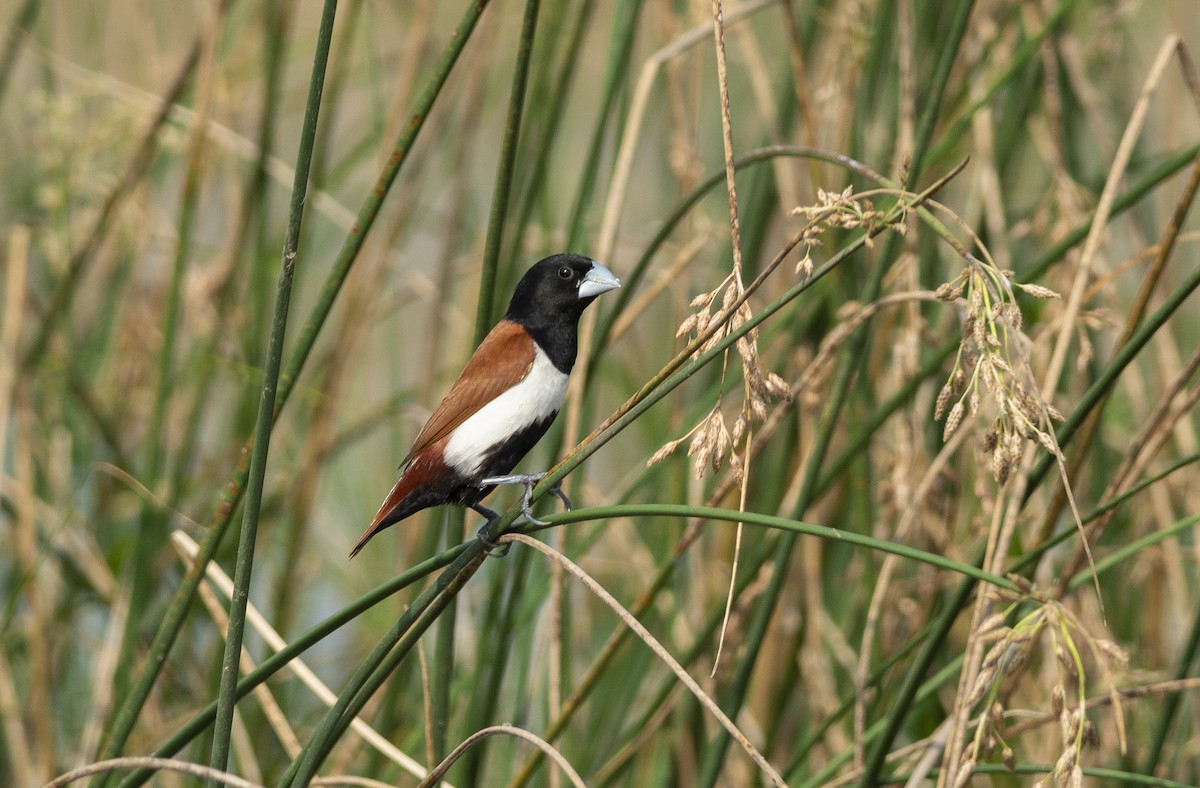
[475,0,542,338]
[206,0,337,779]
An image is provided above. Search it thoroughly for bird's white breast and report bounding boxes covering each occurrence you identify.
[443,346,569,477]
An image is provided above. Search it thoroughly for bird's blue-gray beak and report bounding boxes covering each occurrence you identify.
[578,261,621,299]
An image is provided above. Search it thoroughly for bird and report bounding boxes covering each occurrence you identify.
[349,254,620,558]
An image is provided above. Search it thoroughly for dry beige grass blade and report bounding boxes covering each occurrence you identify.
[0,228,37,785]
[707,0,748,678]
[418,724,586,788]
[311,777,406,788]
[170,532,441,785]
[709,0,745,277]
[0,649,35,786]
[500,532,788,787]
[606,237,707,343]
[1041,34,1181,398]
[42,756,264,788]
[14,406,52,781]
[0,226,28,495]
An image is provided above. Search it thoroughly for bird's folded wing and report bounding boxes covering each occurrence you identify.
[400,319,536,466]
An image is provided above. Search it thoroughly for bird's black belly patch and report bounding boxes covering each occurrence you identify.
[482,412,558,478]
[450,412,558,505]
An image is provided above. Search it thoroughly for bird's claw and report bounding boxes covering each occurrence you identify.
[479,472,572,525]
[475,520,512,557]
[548,484,572,512]
[468,504,510,557]
[519,482,550,526]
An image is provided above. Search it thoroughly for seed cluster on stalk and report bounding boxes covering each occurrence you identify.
[934,257,1065,483]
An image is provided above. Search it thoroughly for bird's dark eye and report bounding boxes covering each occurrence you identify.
[558,266,574,280]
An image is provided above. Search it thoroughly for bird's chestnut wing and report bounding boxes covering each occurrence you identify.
[399,320,537,467]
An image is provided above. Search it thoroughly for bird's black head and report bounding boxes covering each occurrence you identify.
[504,254,620,328]
[503,254,620,373]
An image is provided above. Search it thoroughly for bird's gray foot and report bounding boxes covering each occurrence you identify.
[479,472,571,525]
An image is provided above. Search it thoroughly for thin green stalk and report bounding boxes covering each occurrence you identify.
[93,0,492,767]
[463,550,534,783]
[923,764,1193,788]
[474,0,542,338]
[504,0,594,262]
[431,515,459,766]
[1067,513,1200,595]
[206,0,337,779]
[564,0,644,252]
[532,506,1016,588]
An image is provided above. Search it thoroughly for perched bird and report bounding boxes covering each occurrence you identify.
[350,254,620,558]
